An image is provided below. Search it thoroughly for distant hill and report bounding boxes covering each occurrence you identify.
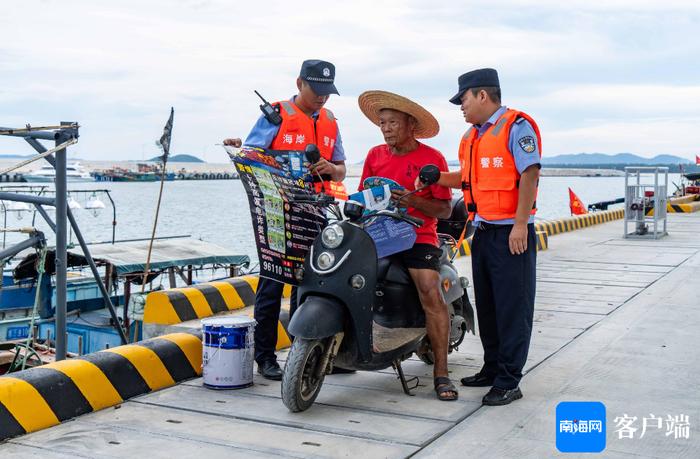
[542,153,691,165]
[148,154,205,163]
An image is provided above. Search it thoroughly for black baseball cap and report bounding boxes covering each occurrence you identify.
[449,68,500,105]
[299,59,339,96]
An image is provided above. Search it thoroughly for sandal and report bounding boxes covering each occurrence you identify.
[434,376,459,401]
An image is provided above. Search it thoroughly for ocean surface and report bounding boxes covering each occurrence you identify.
[0,173,683,270]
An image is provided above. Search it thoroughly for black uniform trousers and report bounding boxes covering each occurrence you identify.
[254,277,298,365]
[471,222,536,390]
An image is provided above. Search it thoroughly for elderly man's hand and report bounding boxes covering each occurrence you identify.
[309,157,336,176]
[223,138,242,148]
[391,188,415,207]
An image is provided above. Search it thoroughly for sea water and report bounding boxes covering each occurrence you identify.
[0,173,683,269]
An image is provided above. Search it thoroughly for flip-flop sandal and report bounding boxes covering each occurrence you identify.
[434,376,459,401]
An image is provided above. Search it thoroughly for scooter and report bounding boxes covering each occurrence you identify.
[281,153,475,412]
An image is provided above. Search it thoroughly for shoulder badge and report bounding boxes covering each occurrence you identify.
[518,136,536,153]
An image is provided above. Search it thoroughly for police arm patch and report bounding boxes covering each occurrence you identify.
[518,136,536,153]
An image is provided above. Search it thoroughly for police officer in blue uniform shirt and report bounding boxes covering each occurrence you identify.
[223,59,346,380]
[432,68,541,405]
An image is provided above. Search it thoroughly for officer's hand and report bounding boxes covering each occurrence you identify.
[508,223,528,255]
[309,158,335,176]
[223,138,242,148]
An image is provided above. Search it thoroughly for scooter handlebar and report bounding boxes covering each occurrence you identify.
[374,210,424,227]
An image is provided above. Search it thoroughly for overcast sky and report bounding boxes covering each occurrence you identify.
[2,0,699,163]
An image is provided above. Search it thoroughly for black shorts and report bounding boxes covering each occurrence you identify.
[395,243,442,271]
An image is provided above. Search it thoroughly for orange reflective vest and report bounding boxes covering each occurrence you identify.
[458,108,541,221]
[269,100,348,199]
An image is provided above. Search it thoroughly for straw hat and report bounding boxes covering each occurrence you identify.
[358,90,439,139]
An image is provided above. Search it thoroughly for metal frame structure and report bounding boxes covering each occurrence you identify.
[0,123,127,359]
[624,166,668,239]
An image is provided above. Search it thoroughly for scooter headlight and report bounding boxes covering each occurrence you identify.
[321,224,344,249]
[316,251,335,270]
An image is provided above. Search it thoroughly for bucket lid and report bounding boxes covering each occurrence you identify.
[201,316,256,327]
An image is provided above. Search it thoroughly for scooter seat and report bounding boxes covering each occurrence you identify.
[377,257,392,280]
[377,256,412,285]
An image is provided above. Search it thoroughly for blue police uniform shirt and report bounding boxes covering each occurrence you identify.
[473,106,540,225]
[243,96,346,161]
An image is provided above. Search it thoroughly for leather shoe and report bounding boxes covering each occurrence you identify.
[482,386,522,406]
[257,360,283,381]
[460,372,495,387]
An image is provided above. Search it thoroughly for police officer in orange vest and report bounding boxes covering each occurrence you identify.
[223,59,347,380]
[427,68,541,405]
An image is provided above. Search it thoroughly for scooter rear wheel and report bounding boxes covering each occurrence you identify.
[282,338,328,412]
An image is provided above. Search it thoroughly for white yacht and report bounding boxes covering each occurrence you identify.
[24,162,93,182]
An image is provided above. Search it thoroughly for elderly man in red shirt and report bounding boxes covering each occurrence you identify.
[358,91,456,401]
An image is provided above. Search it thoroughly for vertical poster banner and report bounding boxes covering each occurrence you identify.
[230,147,327,284]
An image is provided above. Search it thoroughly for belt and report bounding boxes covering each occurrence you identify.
[477,222,513,231]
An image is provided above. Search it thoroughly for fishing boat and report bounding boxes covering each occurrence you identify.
[24,162,93,182]
[92,163,175,182]
[0,236,250,365]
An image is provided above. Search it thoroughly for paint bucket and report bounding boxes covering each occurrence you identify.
[201,316,256,389]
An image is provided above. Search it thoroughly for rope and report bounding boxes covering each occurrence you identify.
[0,227,38,233]
[17,244,47,371]
[0,138,78,176]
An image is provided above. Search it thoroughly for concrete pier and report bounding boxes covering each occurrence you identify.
[1,212,698,458]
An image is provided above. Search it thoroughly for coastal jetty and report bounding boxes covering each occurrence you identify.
[2,210,698,457]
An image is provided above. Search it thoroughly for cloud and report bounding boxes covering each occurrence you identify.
[1,0,699,161]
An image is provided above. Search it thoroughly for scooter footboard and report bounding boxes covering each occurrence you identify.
[288,296,345,339]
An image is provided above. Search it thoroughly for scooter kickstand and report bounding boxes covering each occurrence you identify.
[392,360,418,396]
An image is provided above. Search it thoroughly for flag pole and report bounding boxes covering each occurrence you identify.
[140,108,174,301]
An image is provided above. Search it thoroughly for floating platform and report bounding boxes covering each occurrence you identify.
[1,211,699,457]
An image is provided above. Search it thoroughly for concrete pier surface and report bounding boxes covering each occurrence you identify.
[2,212,699,458]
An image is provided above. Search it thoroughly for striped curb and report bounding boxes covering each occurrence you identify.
[645,195,700,216]
[143,275,291,350]
[535,208,625,236]
[0,333,201,441]
[143,275,291,325]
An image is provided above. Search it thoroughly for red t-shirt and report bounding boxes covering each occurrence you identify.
[359,143,452,247]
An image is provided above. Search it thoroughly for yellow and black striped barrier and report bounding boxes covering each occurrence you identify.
[144,275,291,325]
[535,208,625,236]
[0,333,201,441]
[455,230,549,257]
[143,275,292,350]
[645,195,700,216]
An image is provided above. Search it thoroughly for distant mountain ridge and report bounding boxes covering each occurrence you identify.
[147,154,204,163]
[542,153,691,165]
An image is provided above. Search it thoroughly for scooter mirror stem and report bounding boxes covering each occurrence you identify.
[395,184,429,210]
[395,165,440,209]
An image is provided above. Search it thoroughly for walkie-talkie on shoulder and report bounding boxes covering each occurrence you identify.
[254,90,282,126]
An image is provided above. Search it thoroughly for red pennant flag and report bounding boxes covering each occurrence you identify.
[696,155,700,165]
[568,187,588,215]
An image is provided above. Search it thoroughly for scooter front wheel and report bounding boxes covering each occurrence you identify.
[281,338,328,412]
